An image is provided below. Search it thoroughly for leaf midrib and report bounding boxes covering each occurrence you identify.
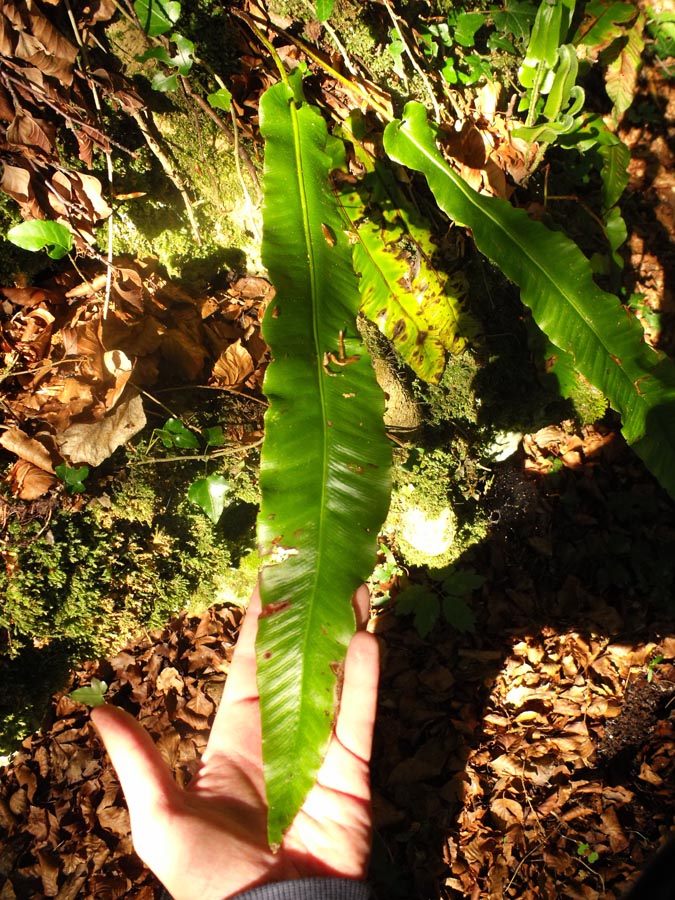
[289,97,332,765]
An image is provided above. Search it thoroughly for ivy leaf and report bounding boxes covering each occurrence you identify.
[203,425,226,447]
[68,677,108,708]
[171,33,195,75]
[207,87,232,112]
[7,220,73,259]
[188,475,231,523]
[451,11,486,48]
[157,418,200,450]
[134,0,181,36]
[55,463,89,494]
[151,71,179,92]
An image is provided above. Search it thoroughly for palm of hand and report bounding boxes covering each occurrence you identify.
[92,585,378,900]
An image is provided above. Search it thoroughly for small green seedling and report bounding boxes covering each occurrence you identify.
[55,463,90,494]
[647,653,665,684]
[68,677,108,708]
[369,543,404,605]
[395,567,484,637]
[577,842,599,865]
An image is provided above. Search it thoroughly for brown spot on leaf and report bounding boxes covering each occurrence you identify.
[259,600,292,619]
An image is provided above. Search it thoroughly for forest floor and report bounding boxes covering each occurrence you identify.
[1,1,675,899]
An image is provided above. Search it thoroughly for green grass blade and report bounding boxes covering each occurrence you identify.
[383,102,675,498]
[258,76,390,847]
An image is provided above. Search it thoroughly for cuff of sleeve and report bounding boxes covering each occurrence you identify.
[230,879,372,900]
[160,878,371,900]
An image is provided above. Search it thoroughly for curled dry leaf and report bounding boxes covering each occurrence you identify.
[7,459,57,499]
[212,338,255,387]
[0,426,55,472]
[103,349,134,410]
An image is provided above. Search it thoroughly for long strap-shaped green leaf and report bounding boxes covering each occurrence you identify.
[258,75,390,847]
[384,102,675,498]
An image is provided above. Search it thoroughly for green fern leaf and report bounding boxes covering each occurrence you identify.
[258,74,390,847]
[383,102,675,499]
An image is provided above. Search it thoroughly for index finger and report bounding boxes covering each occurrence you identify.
[201,583,262,760]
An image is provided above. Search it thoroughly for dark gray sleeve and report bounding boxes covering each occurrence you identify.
[160,878,372,900]
[230,878,371,900]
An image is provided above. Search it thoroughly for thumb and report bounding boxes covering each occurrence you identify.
[91,704,179,815]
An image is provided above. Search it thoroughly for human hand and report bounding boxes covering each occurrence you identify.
[91,584,379,900]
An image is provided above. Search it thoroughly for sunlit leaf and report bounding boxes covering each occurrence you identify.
[188,475,231,523]
[68,677,108,708]
[257,73,390,847]
[158,418,200,450]
[574,0,637,54]
[384,102,675,500]
[451,11,486,48]
[151,71,179,92]
[171,33,195,75]
[207,87,232,112]
[134,0,181,36]
[605,12,645,123]
[55,463,89,494]
[7,220,72,259]
[315,0,335,22]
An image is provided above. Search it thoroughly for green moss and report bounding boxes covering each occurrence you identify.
[568,372,609,426]
[419,349,482,429]
[0,430,263,751]
[384,445,488,568]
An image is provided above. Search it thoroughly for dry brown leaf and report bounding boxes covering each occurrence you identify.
[56,391,146,466]
[6,114,54,156]
[0,163,31,203]
[156,667,184,695]
[36,848,59,897]
[212,338,254,387]
[0,426,54,471]
[103,349,133,410]
[489,797,523,830]
[601,805,629,853]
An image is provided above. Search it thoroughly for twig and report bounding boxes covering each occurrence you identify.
[152,383,269,406]
[179,77,262,200]
[63,0,117,317]
[230,103,261,243]
[231,8,393,122]
[129,443,262,465]
[380,0,442,123]
[299,0,359,77]
[129,108,202,245]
